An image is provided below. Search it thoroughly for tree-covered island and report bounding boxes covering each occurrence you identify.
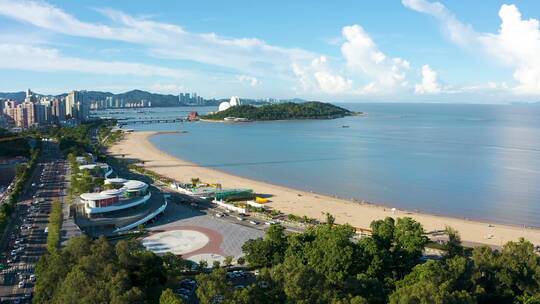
[201,102,360,121]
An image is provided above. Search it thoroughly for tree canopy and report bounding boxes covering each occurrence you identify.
[34,236,177,304]
[33,216,540,304]
[202,102,355,121]
[202,217,540,304]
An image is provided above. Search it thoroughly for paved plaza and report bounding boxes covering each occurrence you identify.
[143,200,264,264]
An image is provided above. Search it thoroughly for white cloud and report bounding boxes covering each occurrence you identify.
[341,25,410,93]
[0,0,315,78]
[292,25,410,95]
[0,0,419,97]
[401,0,476,46]
[480,5,540,95]
[312,56,353,94]
[292,56,352,94]
[0,44,187,78]
[403,0,540,95]
[415,64,441,94]
[236,75,260,87]
[6,0,523,99]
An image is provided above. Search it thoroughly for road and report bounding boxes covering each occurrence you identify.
[0,141,68,303]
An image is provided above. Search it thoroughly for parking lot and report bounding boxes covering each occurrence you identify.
[0,141,68,303]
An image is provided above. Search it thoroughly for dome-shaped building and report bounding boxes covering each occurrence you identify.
[229,96,241,106]
[218,101,231,112]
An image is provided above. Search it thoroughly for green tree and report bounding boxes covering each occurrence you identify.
[281,262,334,304]
[242,224,288,267]
[325,212,336,226]
[370,217,395,249]
[196,268,231,304]
[34,252,68,303]
[498,239,540,300]
[199,259,208,271]
[161,252,187,281]
[160,288,184,304]
[237,257,246,266]
[389,257,475,304]
[34,236,164,304]
[393,217,428,276]
[223,256,233,267]
[445,226,465,258]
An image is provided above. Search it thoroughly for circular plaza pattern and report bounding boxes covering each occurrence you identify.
[142,229,209,255]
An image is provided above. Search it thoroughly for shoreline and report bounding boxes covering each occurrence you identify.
[108,130,540,247]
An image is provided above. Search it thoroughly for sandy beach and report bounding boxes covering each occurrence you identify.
[109,131,540,247]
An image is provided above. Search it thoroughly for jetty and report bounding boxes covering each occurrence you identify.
[117,117,185,127]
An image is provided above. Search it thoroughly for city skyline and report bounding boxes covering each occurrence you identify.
[0,0,539,103]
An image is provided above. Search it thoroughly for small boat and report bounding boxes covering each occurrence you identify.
[341,125,350,128]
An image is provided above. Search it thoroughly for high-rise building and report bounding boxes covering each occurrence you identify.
[35,103,48,124]
[106,96,113,108]
[51,98,65,121]
[74,99,90,121]
[3,100,17,125]
[22,101,36,127]
[14,105,27,128]
[9,101,35,128]
[3,91,58,128]
[66,90,89,121]
[66,90,77,117]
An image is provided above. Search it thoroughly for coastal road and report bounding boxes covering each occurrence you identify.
[153,182,298,234]
[0,141,68,303]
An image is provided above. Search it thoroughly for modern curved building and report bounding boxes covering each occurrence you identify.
[80,178,151,216]
[79,162,113,178]
[229,96,241,106]
[218,101,232,112]
[217,96,241,112]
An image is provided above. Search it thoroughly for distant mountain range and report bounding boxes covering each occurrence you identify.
[0,92,27,101]
[0,89,218,107]
[0,89,307,107]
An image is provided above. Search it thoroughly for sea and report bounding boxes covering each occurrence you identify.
[94,103,540,227]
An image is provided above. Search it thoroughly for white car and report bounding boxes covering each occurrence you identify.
[249,220,258,225]
[29,274,36,282]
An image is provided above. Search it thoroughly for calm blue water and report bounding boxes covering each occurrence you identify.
[96,103,540,226]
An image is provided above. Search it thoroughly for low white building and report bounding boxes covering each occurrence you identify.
[80,178,150,216]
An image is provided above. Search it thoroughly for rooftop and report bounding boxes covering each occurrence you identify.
[124,180,147,190]
[80,192,113,201]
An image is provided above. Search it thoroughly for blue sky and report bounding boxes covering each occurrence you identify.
[0,0,539,103]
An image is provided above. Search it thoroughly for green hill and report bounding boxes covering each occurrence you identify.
[202,102,357,121]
